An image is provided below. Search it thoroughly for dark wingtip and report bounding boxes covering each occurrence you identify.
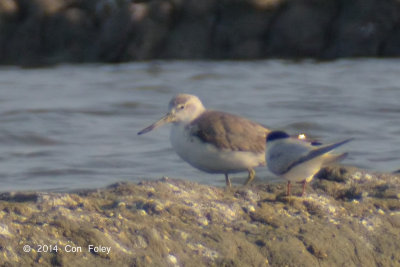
[266,131,290,142]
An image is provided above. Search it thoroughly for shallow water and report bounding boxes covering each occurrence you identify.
[0,59,399,191]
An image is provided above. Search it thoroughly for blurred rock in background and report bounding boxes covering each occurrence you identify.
[1,0,400,65]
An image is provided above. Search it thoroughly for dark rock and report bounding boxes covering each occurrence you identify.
[94,2,135,62]
[315,166,350,182]
[120,1,175,61]
[162,0,217,58]
[212,1,274,59]
[0,192,39,202]
[0,0,18,18]
[325,0,400,57]
[266,0,338,58]
[2,0,400,64]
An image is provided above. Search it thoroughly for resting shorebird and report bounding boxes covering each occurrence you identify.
[266,131,352,196]
[138,94,270,187]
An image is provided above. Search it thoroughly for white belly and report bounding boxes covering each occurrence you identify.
[170,125,265,174]
[282,157,322,183]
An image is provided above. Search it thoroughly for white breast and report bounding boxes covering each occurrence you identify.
[170,124,265,174]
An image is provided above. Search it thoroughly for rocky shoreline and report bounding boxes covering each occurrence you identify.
[0,166,399,266]
[1,0,400,65]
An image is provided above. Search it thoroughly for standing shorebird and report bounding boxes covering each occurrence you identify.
[266,131,352,196]
[138,94,270,187]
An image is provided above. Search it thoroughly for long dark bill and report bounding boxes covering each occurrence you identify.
[137,113,173,135]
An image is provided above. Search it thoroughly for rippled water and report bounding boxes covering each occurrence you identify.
[0,59,399,192]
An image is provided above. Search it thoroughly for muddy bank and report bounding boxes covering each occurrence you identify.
[1,0,400,65]
[0,166,399,266]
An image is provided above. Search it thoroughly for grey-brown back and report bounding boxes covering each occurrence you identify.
[188,111,269,153]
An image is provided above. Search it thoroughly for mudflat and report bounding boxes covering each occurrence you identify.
[0,166,399,266]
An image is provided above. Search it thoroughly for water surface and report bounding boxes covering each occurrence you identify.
[0,59,399,191]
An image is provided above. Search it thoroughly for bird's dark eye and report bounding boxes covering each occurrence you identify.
[178,105,185,110]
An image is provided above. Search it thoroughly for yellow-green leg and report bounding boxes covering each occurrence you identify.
[244,169,256,185]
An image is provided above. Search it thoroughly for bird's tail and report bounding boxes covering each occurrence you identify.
[307,138,353,160]
[322,152,348,166]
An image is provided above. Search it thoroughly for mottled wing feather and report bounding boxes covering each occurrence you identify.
[189,111,269,153]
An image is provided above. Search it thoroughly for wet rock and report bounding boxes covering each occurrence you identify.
[162,0,217,59]
[0,192,40,202]
[123,1,174,61]
[2,0,400,64]
[325,0,400,57]
[266,0,338,58]
[0,0,18,17]
[0,167,399,265]
[211,1,274,59]
[315,166,350,182]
